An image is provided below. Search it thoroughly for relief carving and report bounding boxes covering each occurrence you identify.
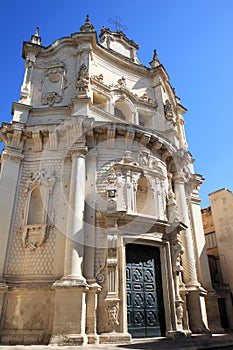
[20,224,51,251]
[117,76,126,88]
[167,172,180,223]
[138,150,150,167]
[25,170,55,194]
[107,303,119,326]
[41,62,66,106]
[76,64,89,96]
[95,248,107,284]
[175,301,184,325]
[164,99,176,125]
[106,169,118,211]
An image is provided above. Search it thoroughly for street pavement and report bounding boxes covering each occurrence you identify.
[1,334,233,350]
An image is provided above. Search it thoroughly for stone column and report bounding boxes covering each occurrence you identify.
[83,149,101,344]
[173,173,209,334]
[63,148,87,281]
[51,147,89,346]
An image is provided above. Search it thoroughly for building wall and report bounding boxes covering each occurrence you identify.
[202,188,233,330]
[209,189,233,291]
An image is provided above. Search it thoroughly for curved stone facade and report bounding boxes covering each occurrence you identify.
[0,16,222,345]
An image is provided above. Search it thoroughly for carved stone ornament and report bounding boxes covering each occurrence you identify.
[41,62,66,106]
[164,99,176,125]
[76,64,89,96]
[175,301,184,325]
[139,92,153,104]
[118,77,126,88]
[106,170,118,210]
[171,239,184,274]
[20,224,51,251]
[92,73,104,83]
[138,150,150,167]
[95,248,107,284]
[107,304,119,326]
[167,173,180,222]
[25,170,55,194]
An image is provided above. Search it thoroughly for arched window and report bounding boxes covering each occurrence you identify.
[136,176,155,215]
[27,186,46,225]
[114,99,134,123]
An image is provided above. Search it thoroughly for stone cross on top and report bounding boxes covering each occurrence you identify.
[108,16,128,32]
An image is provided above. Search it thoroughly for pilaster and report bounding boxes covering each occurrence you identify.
[0,149,24,279]
[190,174,223,333]
[84,149,102,344]
[173,172,210,334]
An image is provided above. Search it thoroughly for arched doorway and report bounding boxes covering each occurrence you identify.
[126,244,166,338]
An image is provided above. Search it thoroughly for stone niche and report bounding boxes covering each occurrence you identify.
[41,62,66,106]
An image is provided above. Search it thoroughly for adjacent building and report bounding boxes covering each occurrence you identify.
[0,17,222,345]
[202,188,233,330]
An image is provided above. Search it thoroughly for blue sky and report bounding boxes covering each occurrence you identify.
[0,0,232,207]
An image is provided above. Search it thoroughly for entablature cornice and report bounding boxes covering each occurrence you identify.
[22,41,44,59]
[85,121,177,157]
[29,105,70,117]
[0,121,26,149]
[1,149,24,163]
[96,211,169,232]
[33,32,97,59]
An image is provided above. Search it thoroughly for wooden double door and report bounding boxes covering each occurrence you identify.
[126,244,165,338]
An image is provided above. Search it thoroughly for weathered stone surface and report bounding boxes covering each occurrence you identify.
[0,16,220,346]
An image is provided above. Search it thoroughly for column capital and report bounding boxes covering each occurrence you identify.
[173,172,186,184]
[70,145,88,158]
[1,149,24,163]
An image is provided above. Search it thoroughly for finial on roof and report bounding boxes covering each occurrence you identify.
[35,26,40,36]
[150,49,160,68]
[30,26,42,45]
[80,14,95,32]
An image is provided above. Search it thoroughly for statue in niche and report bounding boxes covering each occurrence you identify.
[164,99,176,126]
[167,172,180,222]
[76,64,89,96]
[41,63,66,106]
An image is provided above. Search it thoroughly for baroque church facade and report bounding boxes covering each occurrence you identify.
[0,17,222,345]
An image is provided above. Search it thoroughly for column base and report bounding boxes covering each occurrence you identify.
[51,278,89,345]
[99,331,131,344]
[85,280,102,344]
[87,333,99,344]
[186,287,211,334]
[167,330,190,340]
[49,333,86,346]
[53,274,88,288]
